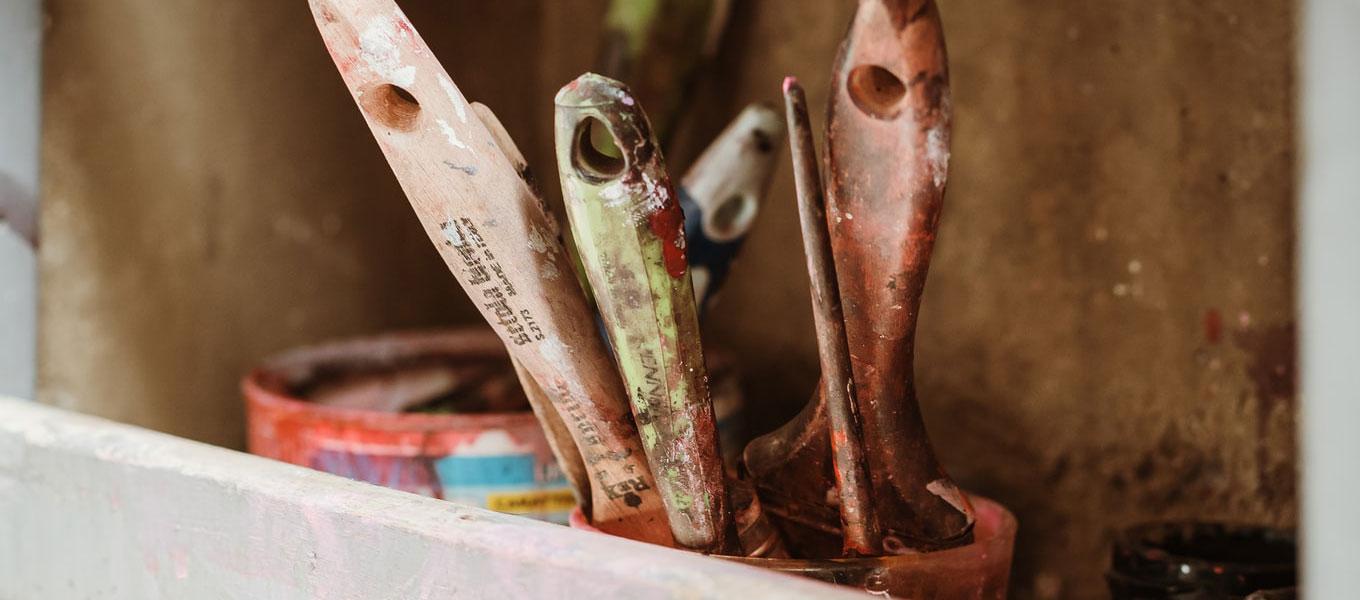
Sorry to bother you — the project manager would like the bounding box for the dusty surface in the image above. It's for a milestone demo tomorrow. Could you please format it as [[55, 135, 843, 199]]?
[[0, 397, 854, 599], [41, 0, 1295, 597]]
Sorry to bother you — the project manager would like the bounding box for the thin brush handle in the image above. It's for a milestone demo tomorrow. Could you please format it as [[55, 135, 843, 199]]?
[[785, 78, 881, 556], [308, 0, 671, 545], [555, 73, 733, 553]]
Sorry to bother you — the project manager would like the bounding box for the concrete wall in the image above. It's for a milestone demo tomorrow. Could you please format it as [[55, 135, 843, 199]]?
[[39, 1, 1297, 597], [0, 0, 41, 399], [0, 397, 853, 599]]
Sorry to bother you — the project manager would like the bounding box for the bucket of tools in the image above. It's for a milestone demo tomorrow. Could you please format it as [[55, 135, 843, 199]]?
[[308, 0, 1016, 594], [568, 494, 1015, 597], [242, 328, 576, 523], [569, 494, 1015, 598], [724, 495, 1016, 598]]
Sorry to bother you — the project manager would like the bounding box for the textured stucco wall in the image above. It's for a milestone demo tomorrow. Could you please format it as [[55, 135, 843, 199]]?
[[40, 1, 1296, 597]]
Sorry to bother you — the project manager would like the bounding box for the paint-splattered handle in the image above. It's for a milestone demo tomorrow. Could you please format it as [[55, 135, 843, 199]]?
[[308, 0, 673, 546], [555, 73, 734, 553], [825, 0, 975, 548]]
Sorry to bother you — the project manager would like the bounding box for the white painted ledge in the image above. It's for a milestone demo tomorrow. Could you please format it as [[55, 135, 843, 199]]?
[[0, 398, 854, 599]]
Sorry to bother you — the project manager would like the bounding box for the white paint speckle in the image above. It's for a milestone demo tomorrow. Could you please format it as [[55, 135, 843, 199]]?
[[925, 479, 974, 524], [438, 75, 468, 124], [528, 225, 563, 279], [600, 181, 629, 208], [359, 17, 416, 87], [527, 227, 550, 254], [541, 260, 561, 281], [635, 173, 669, 221], [925, 125, 950, 189], [1127, 259, 1142, 274], [441, 220, 465, 247], [436, 119, 469, 151], [1113, 283, 1129, 297], [537, 339, 573, 377]]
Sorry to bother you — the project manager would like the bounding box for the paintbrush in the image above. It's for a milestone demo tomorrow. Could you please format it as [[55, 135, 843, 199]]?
[[470, 100, 593, 513], [308, 0, 671, 545], [508, 358, 590, 511], [679, 104, 785, 313], [554, 73, 734, 553], [784, 77, 880, 556], [595, 0, 732, 151], [824, 0, 974, 552], [744, 0, 974, 555]]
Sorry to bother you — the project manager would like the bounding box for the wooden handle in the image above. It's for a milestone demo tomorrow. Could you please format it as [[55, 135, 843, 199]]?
[[555, 73, 733, 552], [471, 101, 592, 513], [508, 358, 590, 513], [825, 0, 974, 548], [308, 0, 671, 545], [786, 78, 880, 556]]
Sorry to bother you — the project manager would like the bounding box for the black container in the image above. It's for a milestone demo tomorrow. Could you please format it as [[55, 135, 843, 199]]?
[[1106, 521, 1296, 599]]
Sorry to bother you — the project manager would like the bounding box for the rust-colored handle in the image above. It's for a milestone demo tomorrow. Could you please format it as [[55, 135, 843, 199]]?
[[824, 0, 974, 549], [786, 77, 881, 556]]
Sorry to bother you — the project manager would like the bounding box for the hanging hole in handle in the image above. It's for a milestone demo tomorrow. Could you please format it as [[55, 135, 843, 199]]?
[[572, 117, 626, 181], [846, 65, 906, 120], [361, 83, 422, 131], [707, 194, 758, 241]]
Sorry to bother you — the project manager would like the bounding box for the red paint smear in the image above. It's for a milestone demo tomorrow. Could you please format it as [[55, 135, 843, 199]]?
[[393, 14, 415, 36], [1203, 308, 1222, 344], [648, 178, 689, 278]]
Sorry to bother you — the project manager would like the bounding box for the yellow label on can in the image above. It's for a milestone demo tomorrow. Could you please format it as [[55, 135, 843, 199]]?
[[486, 489, 577, 514]]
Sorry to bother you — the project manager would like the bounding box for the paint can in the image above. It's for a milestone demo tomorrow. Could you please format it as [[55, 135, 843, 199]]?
[[1105, 521, 1296, 599], [242, 328, 575, 523], [570, 494, 1016, 598]]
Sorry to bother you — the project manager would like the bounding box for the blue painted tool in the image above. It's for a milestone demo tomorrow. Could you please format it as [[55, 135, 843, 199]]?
[[678, 104, 786, 314]]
